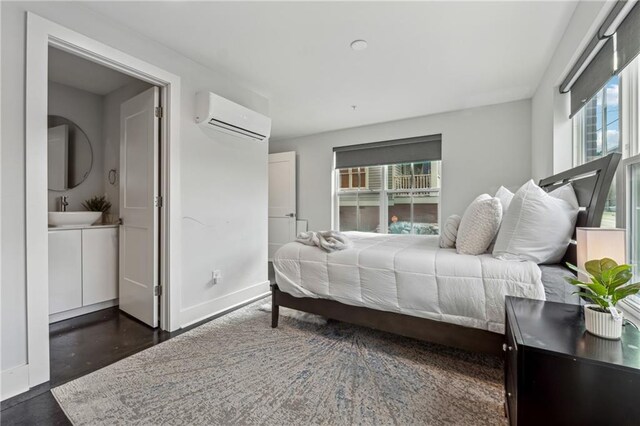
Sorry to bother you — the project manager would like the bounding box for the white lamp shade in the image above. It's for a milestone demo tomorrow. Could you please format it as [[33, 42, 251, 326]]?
[[576, 228, 626, 279]]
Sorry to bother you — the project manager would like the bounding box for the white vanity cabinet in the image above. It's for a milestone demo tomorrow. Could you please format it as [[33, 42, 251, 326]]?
[[48, 226, 119, 321], [48, 229, 83, 314], [82, 228, 119, 305]]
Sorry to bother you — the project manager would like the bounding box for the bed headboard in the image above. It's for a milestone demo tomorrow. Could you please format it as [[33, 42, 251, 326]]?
[[538, 153, 621, 266]]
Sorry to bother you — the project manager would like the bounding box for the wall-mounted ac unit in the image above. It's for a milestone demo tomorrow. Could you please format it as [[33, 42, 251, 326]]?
[[195, 92, 271, 142]]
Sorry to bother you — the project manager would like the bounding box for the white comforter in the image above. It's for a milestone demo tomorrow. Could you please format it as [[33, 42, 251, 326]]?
[[273, 232, 545, 333]]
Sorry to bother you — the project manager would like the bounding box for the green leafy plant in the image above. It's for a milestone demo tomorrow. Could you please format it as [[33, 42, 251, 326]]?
[[82, 195, 112, 213], [566, 258, 640, 312]]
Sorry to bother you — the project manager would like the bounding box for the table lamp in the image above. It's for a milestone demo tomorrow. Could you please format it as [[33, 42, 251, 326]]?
[[576, 227, 626, 281]]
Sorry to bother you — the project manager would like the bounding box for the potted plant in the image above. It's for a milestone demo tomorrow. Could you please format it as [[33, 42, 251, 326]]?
[[566, 258, 640, 339], [82, 195, 112, 224]]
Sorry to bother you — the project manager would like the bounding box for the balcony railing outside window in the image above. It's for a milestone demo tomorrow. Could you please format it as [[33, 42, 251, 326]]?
[[392, 174, 432, 190]]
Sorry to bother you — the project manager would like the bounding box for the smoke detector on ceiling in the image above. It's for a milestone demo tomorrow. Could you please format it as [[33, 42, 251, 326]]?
[[350, 40, 368, 51]]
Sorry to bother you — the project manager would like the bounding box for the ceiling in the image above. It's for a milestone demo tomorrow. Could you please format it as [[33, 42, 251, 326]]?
[[81, 1, 578, 140], [48, 46, 139, 95]]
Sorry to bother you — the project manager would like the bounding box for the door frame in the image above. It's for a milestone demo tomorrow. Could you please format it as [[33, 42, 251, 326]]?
[[25, 12, 182, 388]]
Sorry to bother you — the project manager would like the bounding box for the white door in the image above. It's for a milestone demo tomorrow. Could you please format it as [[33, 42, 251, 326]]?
[[268, 151, 297, 259], [119, 87, 160, 327]]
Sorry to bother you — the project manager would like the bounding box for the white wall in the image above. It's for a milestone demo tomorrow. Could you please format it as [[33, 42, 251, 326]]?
[[102, 80, 153, 219], [270, 100, 532, 231], [531, 1, 610, 180], [1, 1, 269, 395], [47, 82, 104, 212]]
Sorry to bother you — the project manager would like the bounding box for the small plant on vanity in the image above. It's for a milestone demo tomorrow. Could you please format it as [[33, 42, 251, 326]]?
[[566, 258, 640, 339], [82, 195, 112, 224]]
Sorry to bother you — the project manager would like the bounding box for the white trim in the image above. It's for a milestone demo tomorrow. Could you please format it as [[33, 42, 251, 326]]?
[[179, 281, 270, 328], [25, 13, 182, 390], [1, 365, 30, 401], [620, 299, 640, 326], [48, 299, 119, 324]]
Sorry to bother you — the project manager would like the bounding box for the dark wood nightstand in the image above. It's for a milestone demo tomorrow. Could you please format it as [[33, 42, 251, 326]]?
[[504, 296, 640, 426]]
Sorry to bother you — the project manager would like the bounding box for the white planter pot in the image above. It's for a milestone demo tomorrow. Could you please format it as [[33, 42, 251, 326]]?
[[584, 304, 623, 340]]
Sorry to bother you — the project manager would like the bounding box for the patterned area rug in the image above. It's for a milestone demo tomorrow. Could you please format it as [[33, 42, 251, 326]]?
[[52, 300, 506, 425]]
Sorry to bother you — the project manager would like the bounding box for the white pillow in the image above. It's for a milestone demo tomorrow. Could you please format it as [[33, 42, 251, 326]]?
[[492, 180, 579, 264], [439, 214, 461, 248], [456, 194, 503, 255], [487, 186, 516, 253], [495, 186, 514, 214]]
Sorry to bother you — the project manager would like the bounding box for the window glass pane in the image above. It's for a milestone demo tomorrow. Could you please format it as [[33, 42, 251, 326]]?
[[389, 163, 414, 191], [605, 75, 620, 154], [365, 166, 382, 191], [340, 173, 349, 189], [388, 192, 412, 234], [583, 92, 604, 163], [337, 193, 358, 231], [356, 193, 380, 232], [337, 193, 381, 233], [411, 191, 440, 235], [601, 179, 617, 228]]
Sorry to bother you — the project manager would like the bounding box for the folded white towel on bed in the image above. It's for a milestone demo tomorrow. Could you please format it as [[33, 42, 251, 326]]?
[[295, 230, 352, 252]]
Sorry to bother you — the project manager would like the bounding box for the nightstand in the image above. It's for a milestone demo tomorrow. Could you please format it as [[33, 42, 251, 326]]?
[[504, 296, 640, 426]]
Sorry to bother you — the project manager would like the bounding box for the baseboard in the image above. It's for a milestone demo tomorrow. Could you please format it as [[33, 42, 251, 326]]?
[[180, 281, 270, 328], [49, 299, 118, 323], [0, 381, 50, 410], [1, 364, 29, 401]]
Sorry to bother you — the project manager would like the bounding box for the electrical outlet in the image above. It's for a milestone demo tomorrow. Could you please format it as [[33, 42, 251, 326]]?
[[212, 270, 222, 285]]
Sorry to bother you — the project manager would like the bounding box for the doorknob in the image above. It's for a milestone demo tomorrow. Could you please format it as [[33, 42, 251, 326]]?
[[286, 213, 296, 218]]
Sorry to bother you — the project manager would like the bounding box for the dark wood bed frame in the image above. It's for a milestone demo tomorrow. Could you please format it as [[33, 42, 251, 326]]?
[[271, 153, 622, 356]]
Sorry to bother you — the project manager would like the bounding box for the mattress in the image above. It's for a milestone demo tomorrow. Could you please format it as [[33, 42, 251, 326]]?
[[273, 232, 546, 334]]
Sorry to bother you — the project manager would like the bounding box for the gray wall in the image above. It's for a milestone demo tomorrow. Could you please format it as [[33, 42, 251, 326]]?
[[270, 99, 533, 231], [47, 82, 105, 212], [1, 1, 269, 377]]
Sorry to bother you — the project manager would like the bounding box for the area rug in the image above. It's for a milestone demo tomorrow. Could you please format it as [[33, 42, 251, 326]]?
[[52, 300, 506, 425]]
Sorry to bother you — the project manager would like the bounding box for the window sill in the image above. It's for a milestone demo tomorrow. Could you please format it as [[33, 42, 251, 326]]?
[[619, 299, 640, 326]]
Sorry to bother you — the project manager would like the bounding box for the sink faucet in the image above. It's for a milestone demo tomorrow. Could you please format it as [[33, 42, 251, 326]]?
[[60, 196, 69, 212]]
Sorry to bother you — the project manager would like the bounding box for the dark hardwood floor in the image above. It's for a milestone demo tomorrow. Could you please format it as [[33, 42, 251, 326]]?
[[1, 264, 276, 425]]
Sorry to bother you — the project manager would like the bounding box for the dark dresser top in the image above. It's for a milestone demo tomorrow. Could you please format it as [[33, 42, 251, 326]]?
[[506, 296, 640, 373]]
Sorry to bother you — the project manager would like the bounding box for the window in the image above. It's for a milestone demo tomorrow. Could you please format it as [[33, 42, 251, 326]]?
[[573, 75, 621, 228], [573, 58, 640, 307], [335, 161, 441, 235]]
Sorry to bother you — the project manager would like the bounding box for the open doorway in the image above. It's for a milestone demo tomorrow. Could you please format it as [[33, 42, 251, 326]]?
[[46, 46, 164, 384], [25, 14, 182, 390]]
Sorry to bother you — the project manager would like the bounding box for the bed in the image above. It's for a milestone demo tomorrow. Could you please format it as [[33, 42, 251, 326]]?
[[271, 153, 621, 355]]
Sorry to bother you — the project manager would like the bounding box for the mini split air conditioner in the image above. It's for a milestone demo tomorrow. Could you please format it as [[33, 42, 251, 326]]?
[[195, 92, 271, 142]]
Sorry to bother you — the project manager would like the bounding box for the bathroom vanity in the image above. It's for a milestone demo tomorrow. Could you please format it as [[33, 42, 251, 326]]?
[[48, 224, 118, 322]]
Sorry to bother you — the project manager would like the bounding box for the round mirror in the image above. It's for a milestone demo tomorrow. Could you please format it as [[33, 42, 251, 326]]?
[[47, 115, 93, 191]]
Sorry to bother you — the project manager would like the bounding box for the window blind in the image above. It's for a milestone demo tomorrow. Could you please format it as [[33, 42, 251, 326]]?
[[565, 1, 640, 118], [333, 134, 442, 169], [616, 2, 640, 75], [570, 38, 614, 118]]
